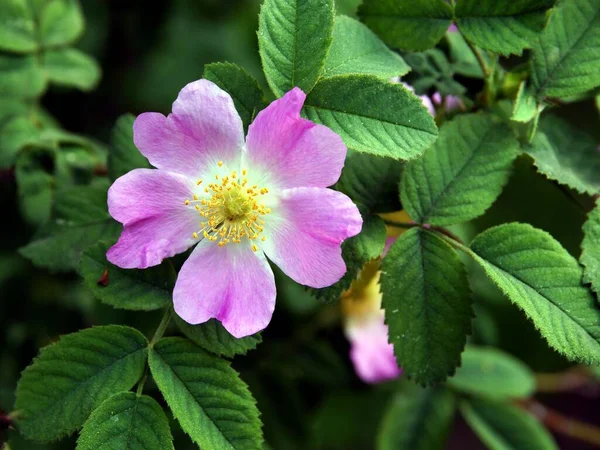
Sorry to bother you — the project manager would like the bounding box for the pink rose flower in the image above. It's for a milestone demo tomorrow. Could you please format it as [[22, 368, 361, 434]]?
[[107, 80, 362, 337]]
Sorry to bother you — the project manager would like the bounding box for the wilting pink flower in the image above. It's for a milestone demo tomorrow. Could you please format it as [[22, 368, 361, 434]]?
[[107, 80, 362, 337], [341, 257, 401, 384]]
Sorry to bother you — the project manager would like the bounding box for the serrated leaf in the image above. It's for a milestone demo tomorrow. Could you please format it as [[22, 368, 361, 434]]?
[[401, 113, 518, 226], [322, 15, 409, 79], [203, 62, 266, 130], [403, 49, 468, 96], [311, 211, 386, 303], [0, 0, 37, 53], [377, 385, 455, 450], [20, 168, 118, 271], [258, 0, 334, 97], [54, 180, 110, 223], [77, 392, 174, 450], [460, 398, 558, 450], [175, 316, 262, 358], [582, 203, 600, 295], [0, 54, 46, 99], [43, 48, 101, 91], [358, 0, 453, 52], [381, 228, 472, 384], [532, 0, 600, 99], [512, 81, 541, 123], [20, 219, 120, 271], [335, 150, 403, 213], [525, 114, 600, 195], [81, 241, 175, 311], [455, 0, 554, 56], [470, 223, 600, 365], [38, 0, 84, 47], [15, 326, 148, 442], [448, 346, 535, 399], [303, 75, 438, 159], [108, 114, 150, 182], [149, 337, 263, 450]]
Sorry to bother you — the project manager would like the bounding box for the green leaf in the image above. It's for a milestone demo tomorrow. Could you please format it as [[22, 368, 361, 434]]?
[[448, 346, 535, 399], [311, 211, 386, 303], [0, 0, 37, 53], [381, 228, 472, 384], [581, 202, 600, 295], [77, 392, 174, 450], [203, 62, 266, 130], [258, 0, 334, 97], [0, 116, 42, 168], [525, 114, 600, 195], [303, 75, 438, 159], [0, 54, 46, 99], [54, 180, 111, 223], [20, 219, 120, 271], [20, 183, 119, 272], [14, 147, 54, 225], [460, 398, 558, 450], [149, 337, 263, 450], [175, 316, 262, 358], [15, 325, 148, 442], [532, 0, 600, 99], [80, 241, 175, 311], [322, 15, 410, 79], [470, 223, 600, 365], [108, 114, 150, 182], [401, 113, 518, 226], [358, 0, 453, 51], [455, 0, 554, 56], [512, 81, 541, 123], [43, 48, 101, 91], [38, 0, 84, 47], [403, 49, 468, 96], [377, 385, 455, 450], [335, 150, 402, 213]]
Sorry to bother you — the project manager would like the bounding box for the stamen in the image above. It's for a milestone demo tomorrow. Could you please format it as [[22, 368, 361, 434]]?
[[190, 163, 271, 250]]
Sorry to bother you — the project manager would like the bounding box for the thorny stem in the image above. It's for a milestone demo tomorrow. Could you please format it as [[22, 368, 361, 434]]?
[[523, 399, 600, 448], [136, 307, 174, 396], [383, 220, 473, 255]]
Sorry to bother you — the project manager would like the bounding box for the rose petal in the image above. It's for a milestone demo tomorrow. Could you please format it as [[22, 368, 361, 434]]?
[[245, 87, 347, 189], [262, 187, 362, 288], [133, 79, 244, 179], [107, 169, 198, 269], [173, 239, 276, 338], [346, 314, 402, 384]]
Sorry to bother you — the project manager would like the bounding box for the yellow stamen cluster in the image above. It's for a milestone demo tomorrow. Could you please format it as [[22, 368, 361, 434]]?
[[184, 163, 270, 251]]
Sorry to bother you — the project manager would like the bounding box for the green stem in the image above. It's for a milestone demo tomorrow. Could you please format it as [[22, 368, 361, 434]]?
[[136, 307, 173, 396], [431, 228, 475, 257], [464, 38, 496, 105], [150, 307, 173, 348]]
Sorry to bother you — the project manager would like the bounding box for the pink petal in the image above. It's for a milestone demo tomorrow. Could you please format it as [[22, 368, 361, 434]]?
[[173, 239, 276, 338], [245, 87, 347, 189], [107, 169, 198, 269], [262, 187, 362, 288], [133, 79, 244, 179], [346, 314, 402, 384]]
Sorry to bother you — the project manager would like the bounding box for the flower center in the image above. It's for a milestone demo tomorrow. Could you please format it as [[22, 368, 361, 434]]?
[[185, 163, 271, 251]]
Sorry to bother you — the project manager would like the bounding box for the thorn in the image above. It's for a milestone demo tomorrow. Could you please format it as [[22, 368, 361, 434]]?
[[97, 268, 109, 287]]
